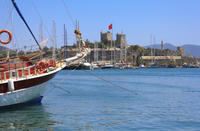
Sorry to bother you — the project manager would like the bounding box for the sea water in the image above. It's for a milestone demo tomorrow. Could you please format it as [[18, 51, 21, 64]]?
[[0, 68, 200, 130]]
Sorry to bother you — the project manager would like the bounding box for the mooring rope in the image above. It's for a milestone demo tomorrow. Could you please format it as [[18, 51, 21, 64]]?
[[83, 70, 137, 94], [45, 67, 137, 97], [44, 63, 82, 97]]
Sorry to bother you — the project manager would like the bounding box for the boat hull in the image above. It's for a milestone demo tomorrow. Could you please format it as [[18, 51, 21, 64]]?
[[0, 84, 46, 107], [0, 69, 58, 107]]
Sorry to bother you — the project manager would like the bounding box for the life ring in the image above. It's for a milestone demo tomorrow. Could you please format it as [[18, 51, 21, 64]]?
[[0, 30, 12, 44]]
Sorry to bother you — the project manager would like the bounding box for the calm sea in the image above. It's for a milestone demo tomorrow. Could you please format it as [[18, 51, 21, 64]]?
[[1, 68, 200, 130]]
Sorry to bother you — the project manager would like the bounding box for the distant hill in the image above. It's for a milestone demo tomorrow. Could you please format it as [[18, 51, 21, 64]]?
[[144, 43, 177, 50], [0, 45, 9, 53], [144, 43, 200, 58], [183, 45, 200, 58]]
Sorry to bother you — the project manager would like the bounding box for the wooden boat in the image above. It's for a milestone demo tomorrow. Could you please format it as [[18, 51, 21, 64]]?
[[0, 46, 88, 107], [0, 0, 89, 107], [0, 59, 66, 107]]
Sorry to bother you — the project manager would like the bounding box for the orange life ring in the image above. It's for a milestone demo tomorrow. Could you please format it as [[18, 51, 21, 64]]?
[[0, 30, 12, 44]]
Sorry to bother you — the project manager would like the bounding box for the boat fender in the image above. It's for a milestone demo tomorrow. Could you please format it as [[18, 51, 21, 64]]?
[[8, 79, 15, 92], [48, 67, 55, 71], [0, 30, 12, 44]]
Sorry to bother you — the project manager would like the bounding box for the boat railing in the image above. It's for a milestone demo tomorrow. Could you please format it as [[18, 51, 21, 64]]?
[[0, 54, 68, 82], [0, 58, 59, 82], [0, 62, 36, 82]]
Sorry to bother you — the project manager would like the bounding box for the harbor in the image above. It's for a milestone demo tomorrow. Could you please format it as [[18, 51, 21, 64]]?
[[1, 68, 200, 130], [0, 0, 200, 130], [62, 31, 200, 69], [62, 43, 200, 69]]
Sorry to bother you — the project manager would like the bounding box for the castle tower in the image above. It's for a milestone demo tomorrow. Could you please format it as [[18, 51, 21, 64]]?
[[116, 33, 127, 63], [100, 31, 112, 44], [177, 46, 185, 57], [161, 40, 164, 50]]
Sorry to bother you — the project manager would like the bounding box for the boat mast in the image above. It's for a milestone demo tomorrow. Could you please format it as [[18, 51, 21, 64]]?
[[94, 42, 98, 62], [11, 0, 42, 50], [39, 21, 43, 43], [76, 20, 81, 53], [102, 43, 104, 62], [153, 36, 156, 63], [150, 34, 153, 63], [114, 39, 116, 63], [52, 20, 56, 59], [64, 24, 68, 58]]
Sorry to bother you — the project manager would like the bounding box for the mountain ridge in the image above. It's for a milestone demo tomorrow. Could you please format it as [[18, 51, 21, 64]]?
[[144, 43, 200, 58]]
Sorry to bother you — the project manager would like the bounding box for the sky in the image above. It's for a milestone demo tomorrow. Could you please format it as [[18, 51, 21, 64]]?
[[0, 0, 200, 50]]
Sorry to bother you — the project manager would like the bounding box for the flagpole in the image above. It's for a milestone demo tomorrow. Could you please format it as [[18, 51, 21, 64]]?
[[112, 25, 116, 64], [111, 25, 113, 63], [108, 24, 113, 63]]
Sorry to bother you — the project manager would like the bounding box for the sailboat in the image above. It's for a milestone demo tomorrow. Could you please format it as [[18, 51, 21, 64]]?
[[0, 0, 89, 107]]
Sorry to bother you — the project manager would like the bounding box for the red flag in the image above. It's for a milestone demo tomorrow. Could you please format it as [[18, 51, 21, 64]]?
[[108, 24, 112, 30]]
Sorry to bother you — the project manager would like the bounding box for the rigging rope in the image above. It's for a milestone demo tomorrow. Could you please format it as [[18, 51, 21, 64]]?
[[11, 0, 42, 50], [60, 0, 76, 28], [2, 5, 14, 29], [31, 0, 52, 40]]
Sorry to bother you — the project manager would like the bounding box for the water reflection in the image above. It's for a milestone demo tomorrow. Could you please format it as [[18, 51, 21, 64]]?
[[0, 104, 58, 130]]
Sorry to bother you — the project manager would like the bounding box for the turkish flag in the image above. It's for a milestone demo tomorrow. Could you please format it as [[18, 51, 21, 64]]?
[[108, 24, 112, 30]]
